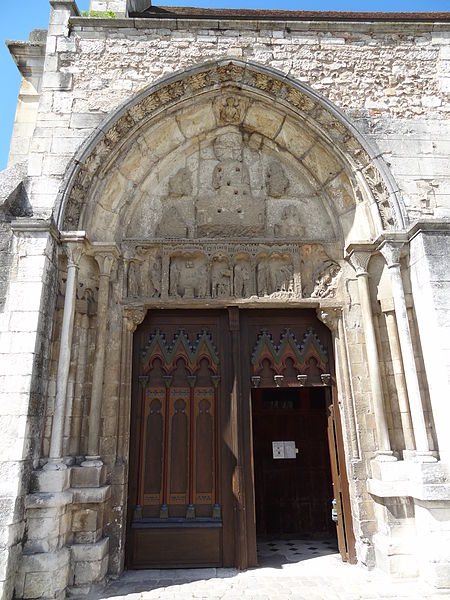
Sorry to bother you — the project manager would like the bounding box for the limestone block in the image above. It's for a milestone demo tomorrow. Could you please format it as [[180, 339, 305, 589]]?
[[177, 104, 216, 139], [142, 119, 185, 159], [43, 73, 73, 92], [72, 508, 100, 533], [73, 529, 102, 545], [244, 102, 284, 139], [30, 469, 70, 494], [274, 118, 315, 157], [73, 554, 108, 586], [71, 537, 109, 562], [71, 486, 111, 504], [17, 548, 70, 599], [71, 465, 106, 488]]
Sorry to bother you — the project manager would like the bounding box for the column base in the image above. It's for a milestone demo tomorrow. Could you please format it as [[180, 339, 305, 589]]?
[[81, 456, 103, 468], [43, 458, 68, 472], [375, 451, 398, 462]]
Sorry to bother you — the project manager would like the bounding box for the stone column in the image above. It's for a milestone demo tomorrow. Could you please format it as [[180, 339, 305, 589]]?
[[380, 299, 415, 452], [70, 313, 90, 458], [83, 252, 116, 466], [317, 307, 360, 460], [46, 242, 83, 470], [348, 250, 394, 460], [379, 241, 435, 460]]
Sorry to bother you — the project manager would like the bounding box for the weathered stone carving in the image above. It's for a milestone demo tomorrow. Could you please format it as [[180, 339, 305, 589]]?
[[127, 261, 140, 298], [301, 244, 341, 298], [216, 96, 247, 125], [126, 252, 162, 299], [122, 241, 302, 302], [257, 256, 294, 297], [363, 164, 397, 229], [266, 162, 289, 198], [62, 62, 397, 233], [274, 205, 304, 238], [157, 206, 188, 238], [169, 256, 209, 299], [234, 259, 253, 298], [311, 262, 341, 298], [196, 131, 265, 237], [211, 258, 232, 298], [141, 256, 162, 298], [168, 167, 193, 198]]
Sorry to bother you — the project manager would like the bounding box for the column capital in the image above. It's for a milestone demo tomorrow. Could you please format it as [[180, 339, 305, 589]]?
[[124, 306, 147, 332], [347, 250, 372, 276], [378, 240, 404, 269], [94, 252, 116, 277], [316, 307, 342, 333], [63, 242, 84, 269]]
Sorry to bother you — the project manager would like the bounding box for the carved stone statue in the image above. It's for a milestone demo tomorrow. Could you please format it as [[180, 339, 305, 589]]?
[[148, 258, 162, 298], [266, 162, 290, 198], [197, 262, 210, 298], [275, 262, 294, 293], [128, 261, 140, 297], [234, 261, 252, 298], [274, 205, 305, 238], [169, 256, 209, 299], [211, 260, 232, 298], [257, 259, 270, 296], [196, 131, 265, 237], [169, 260, 181, 297], [217, 96, 246, 125]]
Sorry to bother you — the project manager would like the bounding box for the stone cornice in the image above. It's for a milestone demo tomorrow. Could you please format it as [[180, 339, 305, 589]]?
[[68, 16, 450, 34]]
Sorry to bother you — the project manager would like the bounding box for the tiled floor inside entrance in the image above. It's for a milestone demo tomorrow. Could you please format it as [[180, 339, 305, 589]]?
[[257, 538, 338, 567], [92, 539, 450, 600]]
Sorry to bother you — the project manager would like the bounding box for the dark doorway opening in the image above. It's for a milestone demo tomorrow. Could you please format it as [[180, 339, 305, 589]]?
[[251, 386, 337, 546]]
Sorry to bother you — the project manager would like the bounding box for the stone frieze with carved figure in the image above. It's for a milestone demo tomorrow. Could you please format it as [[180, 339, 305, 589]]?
[[122, 241, 341, 303]]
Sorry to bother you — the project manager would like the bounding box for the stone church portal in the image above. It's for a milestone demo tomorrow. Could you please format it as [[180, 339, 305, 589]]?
[[1, 4, 450, 600]]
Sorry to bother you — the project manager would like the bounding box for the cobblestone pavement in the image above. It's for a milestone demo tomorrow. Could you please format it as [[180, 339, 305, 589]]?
[[95, 540, 450, 600]]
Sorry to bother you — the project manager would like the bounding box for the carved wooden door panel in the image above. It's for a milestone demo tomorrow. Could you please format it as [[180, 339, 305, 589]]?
[[127, 310, 233, 568]]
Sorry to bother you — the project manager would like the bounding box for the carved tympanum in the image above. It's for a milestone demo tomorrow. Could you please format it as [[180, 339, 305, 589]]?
[[157, 206, 188, 238], [196, 131, 265, 237], [266, 162, 290, 198], [274, 205, 304, 238], [168, 168, 193, 198]]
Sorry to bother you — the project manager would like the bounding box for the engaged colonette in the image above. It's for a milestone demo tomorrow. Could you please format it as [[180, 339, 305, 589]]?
[[1, 2, 449, 600]]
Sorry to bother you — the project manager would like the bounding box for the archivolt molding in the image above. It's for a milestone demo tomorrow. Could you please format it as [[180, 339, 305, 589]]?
[[56, 59, 406, 233]]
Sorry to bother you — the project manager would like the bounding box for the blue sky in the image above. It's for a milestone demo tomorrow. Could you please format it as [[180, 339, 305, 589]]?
[[0, 0, 447, 171]]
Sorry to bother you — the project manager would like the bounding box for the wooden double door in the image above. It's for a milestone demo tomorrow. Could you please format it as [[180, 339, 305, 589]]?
[[126, 309, 355, 569]]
